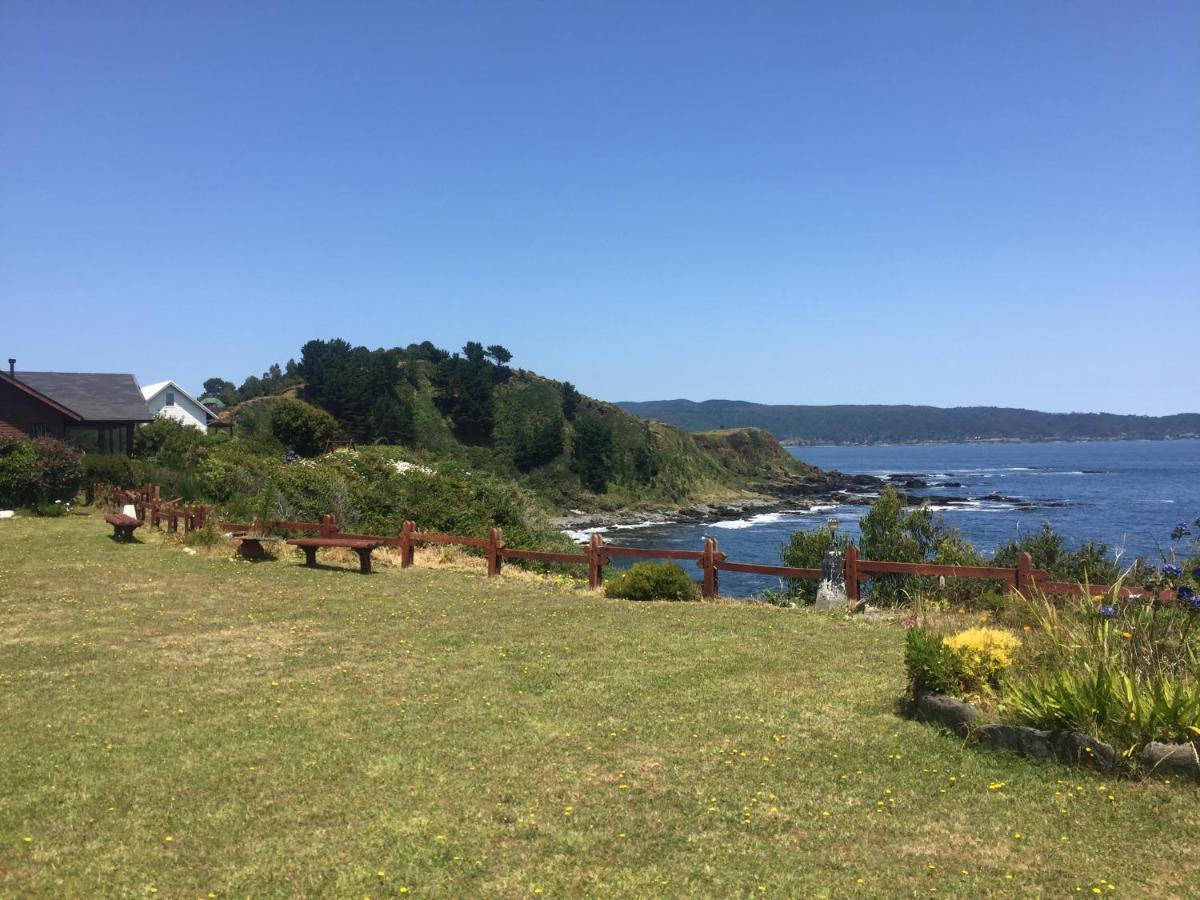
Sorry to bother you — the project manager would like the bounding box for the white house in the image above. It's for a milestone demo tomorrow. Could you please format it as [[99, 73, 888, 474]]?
[[140, 380, 215, 431]]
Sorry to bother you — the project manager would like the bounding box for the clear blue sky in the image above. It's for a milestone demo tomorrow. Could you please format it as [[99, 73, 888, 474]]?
[[2, 2, 1197, 415]]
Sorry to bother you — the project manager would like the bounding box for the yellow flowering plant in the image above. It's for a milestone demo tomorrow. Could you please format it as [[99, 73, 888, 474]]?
[[943, 627, 1021, 687]]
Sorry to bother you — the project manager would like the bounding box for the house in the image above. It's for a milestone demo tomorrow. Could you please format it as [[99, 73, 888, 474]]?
[[141, 380, 216, 431], [0, 359, 152, 454]]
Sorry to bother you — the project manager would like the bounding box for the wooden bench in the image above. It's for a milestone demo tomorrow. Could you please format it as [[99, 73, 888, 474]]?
[[228, 533, 282, 560], [286, 537, 384, 574], [104, 513, 141, 542]]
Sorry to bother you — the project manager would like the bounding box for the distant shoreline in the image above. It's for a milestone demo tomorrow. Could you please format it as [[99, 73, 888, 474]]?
[[782, 435, 1200, 449]]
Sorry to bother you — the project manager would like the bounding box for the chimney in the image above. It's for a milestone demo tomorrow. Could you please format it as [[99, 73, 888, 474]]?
[[6, 359, 13, 378]]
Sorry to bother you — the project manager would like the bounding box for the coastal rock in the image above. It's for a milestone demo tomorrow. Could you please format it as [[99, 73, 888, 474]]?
[[886, 474, 928, 488]]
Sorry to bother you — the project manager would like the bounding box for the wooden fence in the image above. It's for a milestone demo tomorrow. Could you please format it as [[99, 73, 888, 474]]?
[[92, 482, 1151, 601]]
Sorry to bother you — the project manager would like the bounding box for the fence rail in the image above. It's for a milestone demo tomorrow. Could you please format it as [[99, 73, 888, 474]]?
[[91, 481, 1141, 601]]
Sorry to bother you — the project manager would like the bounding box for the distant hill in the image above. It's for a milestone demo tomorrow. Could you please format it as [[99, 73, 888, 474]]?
[[615, 400, 1200, 445], [212, 339, 827, 512]]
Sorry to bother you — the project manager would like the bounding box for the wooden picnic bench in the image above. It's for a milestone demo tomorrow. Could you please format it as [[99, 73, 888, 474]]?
[[286, 537, 384, 574], [104, 513, 141, 542], [228, 533, 282, 560]]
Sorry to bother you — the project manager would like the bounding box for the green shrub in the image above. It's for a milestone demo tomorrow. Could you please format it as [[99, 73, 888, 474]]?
[[993, 522, 1121, 585], [133, 417, 211, 467], [183, 523, 226, 549], [604, 562, 699, 602], [859, 486, 945, 605], [84, 453, 138, 490], [0, 435, 84, 507], [269, 399, 338, 457], [31, 500, 68, 517], [0, 436, 42, 507], [904, 627, 965, 695], [781, 522, 849, 603], [32, 437, 85, 502]]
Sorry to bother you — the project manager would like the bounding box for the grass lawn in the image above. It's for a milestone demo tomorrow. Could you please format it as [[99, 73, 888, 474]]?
[[1, 515, 1197, 898]]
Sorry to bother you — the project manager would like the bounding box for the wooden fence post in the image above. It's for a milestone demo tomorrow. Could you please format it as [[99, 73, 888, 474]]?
[[487, 527, 504, 577], [701, 537, 720, 599], [1016, 551, 1033, 595], [320, 514, 338, 537], [845, 545, 860, 602], [587, 533, 606, 589], [399, 520, 416, 568]]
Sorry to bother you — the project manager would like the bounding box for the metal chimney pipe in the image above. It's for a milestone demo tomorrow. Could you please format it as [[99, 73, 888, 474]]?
[[7, 359, 13, 377]]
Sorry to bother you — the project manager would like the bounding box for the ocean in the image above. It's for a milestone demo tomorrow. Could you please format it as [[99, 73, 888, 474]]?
[[576, 439, 1200, 598]]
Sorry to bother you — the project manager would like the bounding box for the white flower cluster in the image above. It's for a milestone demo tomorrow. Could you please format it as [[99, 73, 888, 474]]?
[[392, 460, 434, 476]]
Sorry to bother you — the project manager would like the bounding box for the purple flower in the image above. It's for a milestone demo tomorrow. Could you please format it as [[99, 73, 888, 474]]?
[[1099, 605, 1117, 619], [1193, 566, 1200, 581], [1163, 564, 1182, 578], [1179, 586, 1196, 602]]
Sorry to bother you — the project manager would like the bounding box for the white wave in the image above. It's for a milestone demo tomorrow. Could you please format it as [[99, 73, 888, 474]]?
[[612, 520, 672, 530], [926, 501, 1016, 513], [710, 511, 792, 529], [562, 526, 607, 543]]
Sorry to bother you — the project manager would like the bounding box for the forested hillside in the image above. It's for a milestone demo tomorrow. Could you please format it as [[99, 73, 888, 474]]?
[[616, 400, 1200, 445], [204, 340, 816, 511]]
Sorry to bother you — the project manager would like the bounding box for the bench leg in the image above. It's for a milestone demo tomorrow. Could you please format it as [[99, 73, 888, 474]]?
[[238, 540, 265, 561], [356, 548, 372, 574], [302, 547, 318, 567]]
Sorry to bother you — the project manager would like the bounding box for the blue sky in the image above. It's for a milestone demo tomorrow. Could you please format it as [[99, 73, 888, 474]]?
[[2, 2, 1197, 415]]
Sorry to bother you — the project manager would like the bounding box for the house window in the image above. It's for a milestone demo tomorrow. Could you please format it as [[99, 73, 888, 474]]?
[[31, 423, 49, 437], [165, 391, 175, 406], [66, 425, 129, 455]]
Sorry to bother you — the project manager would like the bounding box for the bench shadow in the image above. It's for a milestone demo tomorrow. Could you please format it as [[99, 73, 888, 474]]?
[[292, 561, 372, 575], [107, 535, 144, 544]]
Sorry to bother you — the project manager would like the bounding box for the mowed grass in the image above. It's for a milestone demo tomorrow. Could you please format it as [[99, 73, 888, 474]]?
[[1, 517, 1197, 898]]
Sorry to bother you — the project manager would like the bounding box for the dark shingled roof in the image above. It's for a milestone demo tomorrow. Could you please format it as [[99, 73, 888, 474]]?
[[14, 372, 153, 422]]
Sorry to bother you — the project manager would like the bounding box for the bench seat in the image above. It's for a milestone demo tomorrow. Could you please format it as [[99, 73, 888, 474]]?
[[104, 514, 141, 542], [286, 537, 384, 574]]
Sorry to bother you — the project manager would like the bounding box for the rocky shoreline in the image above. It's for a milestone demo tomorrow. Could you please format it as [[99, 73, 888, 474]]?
[[550, 471, 885, 531], [550, 469, 1065, 532]]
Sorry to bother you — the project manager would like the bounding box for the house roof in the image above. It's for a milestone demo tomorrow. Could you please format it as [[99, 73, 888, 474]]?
[[0, 372, 84, 421], [13, 372, 153, 422], [141, 379, 215, 422]]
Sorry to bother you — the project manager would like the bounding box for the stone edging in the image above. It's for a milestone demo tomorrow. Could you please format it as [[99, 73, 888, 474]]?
[[913, 690, 1200, 780]]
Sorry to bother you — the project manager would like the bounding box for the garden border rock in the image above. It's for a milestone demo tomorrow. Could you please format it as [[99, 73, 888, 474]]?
[[912, 689, 1199, 780]]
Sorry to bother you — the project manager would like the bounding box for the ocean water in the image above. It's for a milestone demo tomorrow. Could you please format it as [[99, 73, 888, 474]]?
[[576, 439, 1200, 598]]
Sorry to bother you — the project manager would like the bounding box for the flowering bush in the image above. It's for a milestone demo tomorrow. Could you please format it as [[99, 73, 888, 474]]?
[[943, 627, 1021, 685], [905, 625, 1019, 696], [908, 519, 1200, 760], [1012, 520, 1198, 751]]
